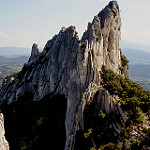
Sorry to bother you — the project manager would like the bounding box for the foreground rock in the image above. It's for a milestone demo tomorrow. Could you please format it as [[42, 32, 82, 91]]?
[[0, 113, 9, 150]]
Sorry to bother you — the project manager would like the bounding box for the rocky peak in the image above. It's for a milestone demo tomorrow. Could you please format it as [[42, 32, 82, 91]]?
[[109, 1, 119, 9], [29, 43, 41, 62], [98, 1, 120, 27], [0, 1, 126, 150], [81, 0, 121, 75]]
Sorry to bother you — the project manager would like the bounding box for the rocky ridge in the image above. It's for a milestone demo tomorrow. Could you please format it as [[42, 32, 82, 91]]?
[[0, 1, 127, 150]]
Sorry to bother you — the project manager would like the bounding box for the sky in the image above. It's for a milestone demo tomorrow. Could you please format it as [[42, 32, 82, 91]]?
[[0, 0, 150, 52]]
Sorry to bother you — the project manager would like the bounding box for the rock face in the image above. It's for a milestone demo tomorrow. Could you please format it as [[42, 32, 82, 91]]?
[[0, 1, 125, 150], [0, 113, 9, 150]]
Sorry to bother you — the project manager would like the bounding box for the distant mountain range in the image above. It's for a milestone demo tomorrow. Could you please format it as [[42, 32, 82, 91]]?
[[129, 64, 150, 80], [0, 47, 31, 57], [122, 49, 150, 65], [1, 47, 149, 64], [122, 49, 150, 91], [0, 55, 28, 65]]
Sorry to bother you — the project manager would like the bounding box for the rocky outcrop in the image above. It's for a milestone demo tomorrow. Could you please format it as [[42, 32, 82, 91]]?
[[0, 1, 126, 150], [0, 113, 9, 150], [29, 43, 41, 62], [81, 0, 121, 74]]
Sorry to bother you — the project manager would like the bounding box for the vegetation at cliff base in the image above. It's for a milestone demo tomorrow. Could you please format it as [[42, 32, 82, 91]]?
[[79, 65, 150, 150], [0, 56, 28, 88], [2, 94, 67, 150], [101, 65, 150, 121], [5, 71, 20, 80], [121, 54, 129, 68], [0, 65, 21, 87], [120, 53, 129, 74], [100, 65, 150, 149]]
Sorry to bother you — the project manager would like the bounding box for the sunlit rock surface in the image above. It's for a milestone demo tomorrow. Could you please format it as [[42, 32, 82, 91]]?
[[0, 113, 9, 150]]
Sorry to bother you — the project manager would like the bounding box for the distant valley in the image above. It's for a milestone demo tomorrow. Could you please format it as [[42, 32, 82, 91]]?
[[123, 49, 150, 91], [0, 47, 31, 57], [0, 55, 28, 87], [0, 47, 30, 87], [0, 55, 28, 65]]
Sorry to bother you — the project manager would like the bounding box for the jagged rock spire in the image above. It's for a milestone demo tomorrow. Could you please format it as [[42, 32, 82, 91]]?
[[29, 43, 41, 62]]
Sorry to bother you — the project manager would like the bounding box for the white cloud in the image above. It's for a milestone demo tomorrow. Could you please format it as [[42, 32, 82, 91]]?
[[0, 30, 27, 41], [0, 31, 13, 40], [0, 30, 28, 47]]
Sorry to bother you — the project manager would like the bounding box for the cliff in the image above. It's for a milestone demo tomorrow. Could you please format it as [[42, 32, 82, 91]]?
[[0, 1, 138, 150]]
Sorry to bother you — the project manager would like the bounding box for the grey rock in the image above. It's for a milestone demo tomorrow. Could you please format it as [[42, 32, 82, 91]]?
[[0, 1, 126, 150], [0, 113, 9, 150], [29, 43, 41, 62]]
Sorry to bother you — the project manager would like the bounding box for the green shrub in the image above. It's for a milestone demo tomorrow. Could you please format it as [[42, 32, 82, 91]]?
[[98, 110, 106, 119], [130, 139, 141, 149], [133, 107, 145, 123], [148, 110, 150, 119], [121, 125, 133, 139], [90, 147, 96, 150], [121, 54, 129, 67], [99, 142, 115, 150], [84, 128, 93, 139], [101, 65, 149, 122], [119, 53, 129, 74], [5, 71, 20, 80]]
